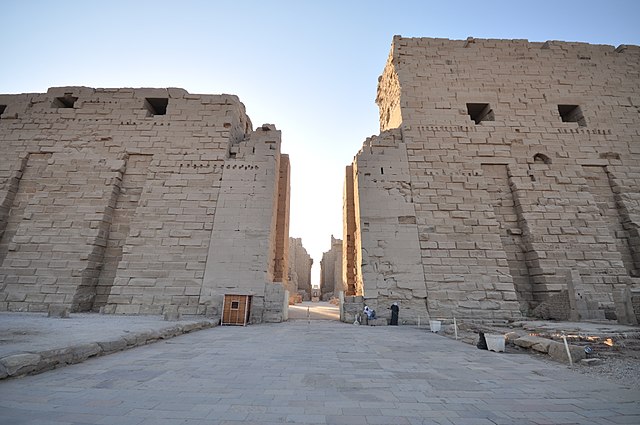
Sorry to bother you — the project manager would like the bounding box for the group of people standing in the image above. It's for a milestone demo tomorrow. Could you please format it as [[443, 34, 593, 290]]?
[[362, 302, 400, 325]]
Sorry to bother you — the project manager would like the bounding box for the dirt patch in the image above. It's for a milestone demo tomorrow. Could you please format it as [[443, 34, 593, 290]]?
[[437, 319, 640, 390]]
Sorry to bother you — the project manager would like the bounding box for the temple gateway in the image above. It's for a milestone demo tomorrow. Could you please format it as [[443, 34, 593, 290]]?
[[342, 37, 640, 325]]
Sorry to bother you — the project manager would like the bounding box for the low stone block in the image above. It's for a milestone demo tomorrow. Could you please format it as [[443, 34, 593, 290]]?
[[0, 353, 42, 376], [531, 339, 553, 353], [48, 305, 70, 318], [97, 338, 127, 353], [38, 347, 76, 370], [136, 330, 161, 345], [514, 335, 548, 349], [182, 322, 201, 332], [159, 326, 182, 339], [504, 332, 520, 342], [70, 343, 102, 362], [547, 340, 587, 364]]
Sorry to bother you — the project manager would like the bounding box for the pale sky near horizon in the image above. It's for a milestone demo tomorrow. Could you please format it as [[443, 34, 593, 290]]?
[[2, 0, 639, 285]]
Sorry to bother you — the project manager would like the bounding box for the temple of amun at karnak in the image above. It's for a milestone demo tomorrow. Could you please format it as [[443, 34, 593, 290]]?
[[0, 87, 295, 323], [2, 36, 640, 325], [343, 36, 640, 325]]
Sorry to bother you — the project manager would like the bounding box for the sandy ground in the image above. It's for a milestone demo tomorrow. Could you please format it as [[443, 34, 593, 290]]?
[[288, 301, 340, 321]]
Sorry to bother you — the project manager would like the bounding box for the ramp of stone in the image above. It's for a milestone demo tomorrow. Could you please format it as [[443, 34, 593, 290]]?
[[0, 312, 215, 380]]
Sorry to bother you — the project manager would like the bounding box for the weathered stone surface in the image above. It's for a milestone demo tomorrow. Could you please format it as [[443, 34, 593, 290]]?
[[47, 305, 70, 318], [368, 318, 388, 326], [531, 340, 554, 354], [181, 322, 200, 333], [504, 332, 520, 342], [163, 311, 182, 321], [135, 330, 160, 345], [0, 87, 290, 324], [121, 333, 140, 347], [159, 326, 182, 339], [0, 353, 41, 376], [514, 335, 554, 353], [97, 338, 127, 353], [344, 37, 640, 324], [547, 340, 587, 363], [70, 343, 102, 362], [343, 296, 365, 323], [37, 347, 77, 370]]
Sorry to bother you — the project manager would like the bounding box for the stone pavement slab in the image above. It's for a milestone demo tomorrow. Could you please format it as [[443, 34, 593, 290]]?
[[0, 320, 639, 425]]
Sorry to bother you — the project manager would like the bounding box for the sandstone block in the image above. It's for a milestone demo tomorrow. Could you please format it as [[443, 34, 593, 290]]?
[[136, 330, 161, 345], [514, 335, 548, 349], [547, 341, 587, 363], [97, 338, 127, 354], [0, 353, 42, 376], [47, 305, 70, 318], [70, 343, 102, 362], [159, 325, 182, 339]]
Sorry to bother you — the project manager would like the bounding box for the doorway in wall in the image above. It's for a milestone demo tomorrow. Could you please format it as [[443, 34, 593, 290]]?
[[222, 294, 252, 326]]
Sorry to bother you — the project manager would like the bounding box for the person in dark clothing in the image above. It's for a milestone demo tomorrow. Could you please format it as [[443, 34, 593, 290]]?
[[389, 302, 399, 325]]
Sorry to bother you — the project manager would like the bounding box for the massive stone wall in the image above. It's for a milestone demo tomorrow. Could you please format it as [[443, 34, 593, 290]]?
[[319, 236, 343, 300], [288, 237, 313, 301], [0, 87, 290, 323], [345, 37, 640, 324]]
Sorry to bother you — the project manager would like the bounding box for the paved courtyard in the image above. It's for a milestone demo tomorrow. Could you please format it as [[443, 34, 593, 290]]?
[[288, 302, 340, 321], [1, 317, 639, 425]]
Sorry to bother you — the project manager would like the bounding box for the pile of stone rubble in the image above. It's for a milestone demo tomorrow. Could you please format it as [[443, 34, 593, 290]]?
[[436, 319, 640, 390]]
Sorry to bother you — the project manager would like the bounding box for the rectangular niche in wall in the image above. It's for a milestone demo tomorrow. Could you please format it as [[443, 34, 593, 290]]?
[[51, 94, 77, 108], [144, 98, 168, 116], [466, 103, 495, 124], [558, 104, 586, 126]]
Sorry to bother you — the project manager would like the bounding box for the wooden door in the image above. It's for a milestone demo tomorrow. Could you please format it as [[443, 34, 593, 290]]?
[[222, 294, 251, 325]]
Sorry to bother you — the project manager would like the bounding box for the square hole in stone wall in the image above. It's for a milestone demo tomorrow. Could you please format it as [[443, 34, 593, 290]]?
[[51, 94, 77, 108], [145, 98, 168, 116], [558, 104, 586, 126], [0, 104, 6, 118], [466, 103, 495, 124]]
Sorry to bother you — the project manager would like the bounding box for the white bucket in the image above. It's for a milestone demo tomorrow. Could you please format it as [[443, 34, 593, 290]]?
[[429, 320, 441, 332], [485, 334, 505, 352]]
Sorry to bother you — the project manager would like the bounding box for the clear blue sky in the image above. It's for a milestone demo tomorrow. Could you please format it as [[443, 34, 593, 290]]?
[[2, 1, 639, 285]]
